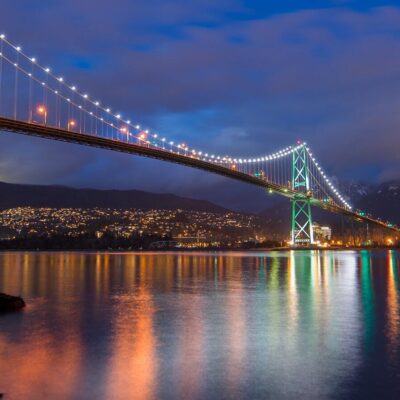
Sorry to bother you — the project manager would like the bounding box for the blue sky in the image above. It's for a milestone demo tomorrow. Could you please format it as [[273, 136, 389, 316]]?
[[0, 0, 399, 211]]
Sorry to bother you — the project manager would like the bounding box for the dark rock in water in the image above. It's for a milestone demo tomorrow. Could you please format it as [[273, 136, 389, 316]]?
[[0, 293, 26, 312]]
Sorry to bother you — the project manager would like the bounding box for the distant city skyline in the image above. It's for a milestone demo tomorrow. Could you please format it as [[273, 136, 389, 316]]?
[[0, 0, 399, 212]]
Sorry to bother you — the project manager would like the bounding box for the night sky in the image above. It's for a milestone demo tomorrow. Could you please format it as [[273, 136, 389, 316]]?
[[0, 1, 399, 211]]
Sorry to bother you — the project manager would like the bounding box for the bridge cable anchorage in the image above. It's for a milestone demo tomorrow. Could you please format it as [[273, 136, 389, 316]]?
[[0, 33, 398, 240]]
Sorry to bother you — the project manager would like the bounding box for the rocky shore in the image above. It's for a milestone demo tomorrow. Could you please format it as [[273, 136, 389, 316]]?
[[0, 293, 25, 312]]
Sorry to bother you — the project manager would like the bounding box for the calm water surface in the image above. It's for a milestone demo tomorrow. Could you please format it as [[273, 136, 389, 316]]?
[[0, 250, 399, 399]]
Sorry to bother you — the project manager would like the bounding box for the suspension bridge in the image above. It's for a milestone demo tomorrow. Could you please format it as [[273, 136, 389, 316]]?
[[0, 34, 398, 245]]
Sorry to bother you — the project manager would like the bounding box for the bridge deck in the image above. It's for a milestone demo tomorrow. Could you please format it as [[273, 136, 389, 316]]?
[[0, 116, 398, 234]]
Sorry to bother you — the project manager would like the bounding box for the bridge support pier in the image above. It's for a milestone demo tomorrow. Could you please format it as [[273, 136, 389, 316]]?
[[291, 143, 314, 246], [291, 198, 314, 246]]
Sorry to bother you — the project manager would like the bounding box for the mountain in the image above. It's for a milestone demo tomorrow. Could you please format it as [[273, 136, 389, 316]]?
[[0, 181, 230, 213], [356, 182, 400, 224], [336, 180, 400, 224], [0, 180, 398, 225]]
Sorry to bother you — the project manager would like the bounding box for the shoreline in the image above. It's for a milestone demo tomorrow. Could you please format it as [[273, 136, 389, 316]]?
[[0, 246, 398, 253]]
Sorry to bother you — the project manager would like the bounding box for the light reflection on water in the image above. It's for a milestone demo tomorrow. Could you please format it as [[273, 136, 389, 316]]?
[[0, 250, 399, 399]]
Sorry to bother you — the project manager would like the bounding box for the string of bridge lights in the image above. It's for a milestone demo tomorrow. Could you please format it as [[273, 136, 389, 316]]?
[[242, 141, 352, 210], [0, 32, 351, 209], [0, 34, 297, 166], [304, 145, 352, 210], [0, 34, 209, 158], [229, 145, 296, 164], [0, 34, 185, 150]]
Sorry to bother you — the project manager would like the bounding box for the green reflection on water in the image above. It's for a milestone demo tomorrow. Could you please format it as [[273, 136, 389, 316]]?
[[361, 250, 375, 352]]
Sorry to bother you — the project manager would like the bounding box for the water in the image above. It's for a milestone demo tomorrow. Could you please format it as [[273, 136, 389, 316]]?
[[0, 250, 399, 400]]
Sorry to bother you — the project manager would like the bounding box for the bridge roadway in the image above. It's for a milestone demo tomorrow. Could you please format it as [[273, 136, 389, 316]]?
[[0, 116, 398, 234]]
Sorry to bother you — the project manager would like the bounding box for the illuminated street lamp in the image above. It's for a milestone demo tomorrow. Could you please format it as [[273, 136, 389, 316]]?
[[67, 119, 76, 131], [120, 126, 130, 142], [36, 105, 47, 125]]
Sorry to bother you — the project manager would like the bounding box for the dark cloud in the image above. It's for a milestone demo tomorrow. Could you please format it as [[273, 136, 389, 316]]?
[[0, 1, 399, 211]]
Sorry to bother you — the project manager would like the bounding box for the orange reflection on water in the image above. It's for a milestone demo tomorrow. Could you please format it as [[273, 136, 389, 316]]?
[[0, 315, 83, 399], [105, 263, 158, 400]]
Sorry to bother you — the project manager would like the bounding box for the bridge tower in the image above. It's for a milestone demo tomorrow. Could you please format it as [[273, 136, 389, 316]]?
[[291, 143, 314, 246]]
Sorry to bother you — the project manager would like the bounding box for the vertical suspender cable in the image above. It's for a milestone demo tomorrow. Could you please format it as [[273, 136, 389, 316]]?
[[58, 80, 62, 127], [29, 62, 33, 122], [14, 50, 19, 119], [44, 69, 48, 119]]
